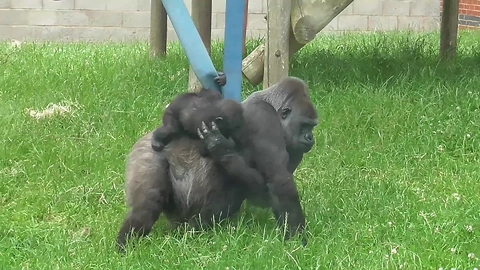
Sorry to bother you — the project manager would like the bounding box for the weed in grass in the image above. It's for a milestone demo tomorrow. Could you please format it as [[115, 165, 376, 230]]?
[[1, 30, 480, 269]]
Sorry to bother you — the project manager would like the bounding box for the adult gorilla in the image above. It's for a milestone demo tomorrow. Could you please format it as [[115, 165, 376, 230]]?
[[117, 77, 318, 251]]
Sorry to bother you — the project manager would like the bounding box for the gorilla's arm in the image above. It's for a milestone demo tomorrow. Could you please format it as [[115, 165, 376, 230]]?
[[253, 139, 306, 241], [197, 122, 266, 190], [200, 100, 307, 242], [286, 151, 304, 174]]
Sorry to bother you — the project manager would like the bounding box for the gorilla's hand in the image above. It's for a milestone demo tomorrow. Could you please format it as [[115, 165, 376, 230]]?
[[214, 72, 227, 87], [198, 121, 268, 192], [197, 121, 235, 159]]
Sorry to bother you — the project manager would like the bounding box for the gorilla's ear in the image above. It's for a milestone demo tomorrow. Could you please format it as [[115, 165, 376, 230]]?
[[280, 107, 291, 119]]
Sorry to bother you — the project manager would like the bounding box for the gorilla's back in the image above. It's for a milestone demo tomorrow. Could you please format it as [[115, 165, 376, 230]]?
[[125, 132, 168, 207], [164, 137, 217, 208], [164, 137, 245, 222]]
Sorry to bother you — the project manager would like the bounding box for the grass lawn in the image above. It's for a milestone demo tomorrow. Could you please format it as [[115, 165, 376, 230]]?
[[1, 30, 480, 269]]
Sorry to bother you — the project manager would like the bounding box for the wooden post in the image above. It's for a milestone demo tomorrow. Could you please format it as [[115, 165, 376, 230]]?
[[243, 0, 249, 55], [150, 0, 167, 57], [188, 0, 213, 92], [263, 0, 292, 88], [243, 0, 353, 86], [242, 43, 265, 86], [291, 0, 343, 44], [440, 0, 459, 61]]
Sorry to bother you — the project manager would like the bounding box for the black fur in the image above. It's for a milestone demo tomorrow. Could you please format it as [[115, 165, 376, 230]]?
[[151, 90, 244, 155], [151, 71, 236, 155], [117, 77, 318, 252]]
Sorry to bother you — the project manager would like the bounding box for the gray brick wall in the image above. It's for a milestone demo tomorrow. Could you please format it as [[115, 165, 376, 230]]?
[[0, 0, 441, 42]]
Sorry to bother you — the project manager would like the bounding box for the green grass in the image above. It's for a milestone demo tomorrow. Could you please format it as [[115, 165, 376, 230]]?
[[1, 30, 480, 269]]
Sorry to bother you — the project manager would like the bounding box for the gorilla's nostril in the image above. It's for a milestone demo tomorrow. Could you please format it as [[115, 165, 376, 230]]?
[[305, 132, 313, 141]]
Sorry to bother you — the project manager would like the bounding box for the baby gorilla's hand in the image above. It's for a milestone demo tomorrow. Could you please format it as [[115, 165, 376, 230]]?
[[197, 121, 235, 158], [214, 72, 227, 87]]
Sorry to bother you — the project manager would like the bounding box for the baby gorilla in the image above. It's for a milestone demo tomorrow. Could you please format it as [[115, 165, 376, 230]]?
[[151, 88, 245, 157]]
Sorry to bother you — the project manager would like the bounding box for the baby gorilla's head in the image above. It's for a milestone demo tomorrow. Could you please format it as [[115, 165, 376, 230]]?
[[214, 99, 245, 141]]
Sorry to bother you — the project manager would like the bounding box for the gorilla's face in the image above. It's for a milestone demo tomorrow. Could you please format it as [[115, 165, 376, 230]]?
[[280, 98, 318, 153]]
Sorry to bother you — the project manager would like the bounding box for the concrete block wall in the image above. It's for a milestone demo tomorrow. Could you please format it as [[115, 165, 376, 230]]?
[[329, 0, 441, 32], [0, 0, 441, 42]]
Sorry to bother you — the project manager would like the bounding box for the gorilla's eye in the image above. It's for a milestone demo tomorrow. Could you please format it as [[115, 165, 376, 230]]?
[[215, 116, 224, 122], [281, 107, 291, 119]]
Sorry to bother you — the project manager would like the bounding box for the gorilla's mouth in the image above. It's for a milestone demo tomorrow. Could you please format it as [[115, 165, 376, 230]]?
[[300, 141, 314, 152]]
